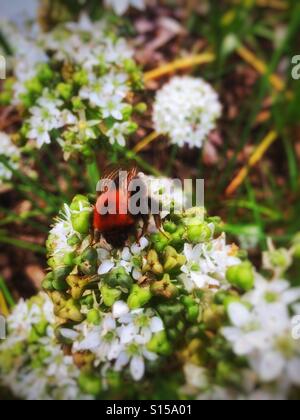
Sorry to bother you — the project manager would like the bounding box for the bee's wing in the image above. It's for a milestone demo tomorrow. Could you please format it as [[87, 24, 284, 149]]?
[[100, 164, 138, 195]]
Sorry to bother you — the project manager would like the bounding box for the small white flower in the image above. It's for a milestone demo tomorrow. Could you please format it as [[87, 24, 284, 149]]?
[[153, 76, 222, 148], [180, 234, 240, 292], [0, 132, 20, 182]]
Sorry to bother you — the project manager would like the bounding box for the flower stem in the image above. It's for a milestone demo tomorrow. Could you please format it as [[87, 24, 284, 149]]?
[[144, 53, 215, 82]]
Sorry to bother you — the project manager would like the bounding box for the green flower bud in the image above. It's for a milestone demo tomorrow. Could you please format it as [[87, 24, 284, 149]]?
[[151, 274, 178, 299], [103, 267, 133, 292], [127, 285, 152, 309], [101, 284, 122, 307], [87, 309, 102, 325], [134, 102, 147, 114], [78, 373, 102, 397], [143, 250, 163, 275], [52, 266, 72, 291], [78, 247, 98, 276], [67, 234, 81, 247], [121, 104, 133, 120], [187, 223, 211, 244], [163, 246, 186, 274], [36, 63, 53, 83], [42, 273, 55, 291], [80, 294, 94, 309], [58, 299, 84, 323], [147, 331, 171, 356], [163, 221, 177, 234], [72, 96, 84, 110], [73, 70, 89, 86], [66, 275, 92, 300], [182, 296, 200, 323], [25, 78, 43, 95], [169, 226, 185, 251], [34, 320, 48, 336], [226, 262, 254, 292], [124, 59, 137, 73], [151, 232, 169, 253], [71, 211, 91, 235], [56, 82, 73, 100], [70, 195, 90, 210], [63, 252, 76, 267]]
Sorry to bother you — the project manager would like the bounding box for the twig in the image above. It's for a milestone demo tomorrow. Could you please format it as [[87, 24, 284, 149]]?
[[237, 46, 285, 92], [144, 53, 215, 82], [225, 130, 278, 196], [133, 131, 161, 154]]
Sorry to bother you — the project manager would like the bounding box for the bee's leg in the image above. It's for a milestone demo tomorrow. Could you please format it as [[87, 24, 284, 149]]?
[[91, 229, 101, 245]]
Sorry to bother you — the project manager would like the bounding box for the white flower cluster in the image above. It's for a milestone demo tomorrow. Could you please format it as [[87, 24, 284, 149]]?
[[73, 302, 164, 381], [0, 131, 20, 182], [0, 294, 90, 400], [153, 76, 222, 148], [104, 0, 146, 15], [180, 234, 241, 292], [223, 276, 300, 389], [4, 15, 141, 156]]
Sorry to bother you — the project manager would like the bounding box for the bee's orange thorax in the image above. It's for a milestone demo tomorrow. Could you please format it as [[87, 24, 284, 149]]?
[[94, 190, 135, 232]]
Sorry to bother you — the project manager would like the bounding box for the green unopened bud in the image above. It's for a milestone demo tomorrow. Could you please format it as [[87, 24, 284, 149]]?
[[122, 104, 133, 120], [67, 234, 81, 247], [72, 96, 84, 110], [226, 262, 254, 292], [164, 246, 186, 274], [182, 296, 200, 323], [169, 226, 185, 251], [151, 233, 170, 253], [78, 373, 102, 397], [103, 267, 133, 292], [58, 299, 84, 323], [66, 275, 92, 300], [73, 69, 89, 86], [127, 285, 152, 309], [87, 309, 102, 325], [78, 247, 98, 276], [134, 102, 147, 114], [71, 211, 91, 235], [56, 82, 73, 100], [143, 250, 163, 275], [42, 273, 54, 291], [147, 331, 171, 356], [37, 63, 53, 83], [25, 78, 43, 95], [151, 274, 178, 299], [63, 252, 76, 267], [187, 223, 211, 244], [52, 266, 72, 291], [101, 284, 122, 307], [163, 221, 177, 234]]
